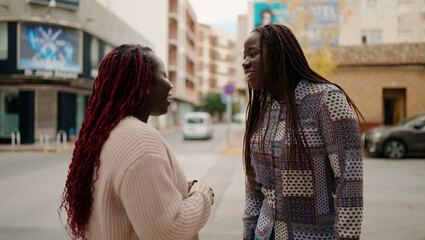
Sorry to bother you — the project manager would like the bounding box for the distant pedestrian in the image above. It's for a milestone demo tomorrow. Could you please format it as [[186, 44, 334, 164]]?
[[241, 24, 364, 240], [59, 44, 214, 240]]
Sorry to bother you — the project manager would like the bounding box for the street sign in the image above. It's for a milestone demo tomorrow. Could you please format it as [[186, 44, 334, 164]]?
[[224, 83, 235, 95]]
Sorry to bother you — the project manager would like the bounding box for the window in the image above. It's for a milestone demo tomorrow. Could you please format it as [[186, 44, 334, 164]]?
[[0, 22, 8, 60], [361, 30, 382, 45], [188, 118, 203, 124], [0, 91, 19, 137]]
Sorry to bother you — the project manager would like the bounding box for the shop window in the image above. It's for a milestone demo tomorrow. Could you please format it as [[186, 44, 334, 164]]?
[[0, 22, 8, 60], [0, 91, 19, 137]]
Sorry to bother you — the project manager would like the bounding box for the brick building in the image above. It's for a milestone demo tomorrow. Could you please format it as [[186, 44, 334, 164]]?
[[329, 43, 425, 129]]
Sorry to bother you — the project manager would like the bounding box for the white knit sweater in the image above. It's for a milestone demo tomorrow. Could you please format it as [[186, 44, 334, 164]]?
[[87, 116, 212, 240]]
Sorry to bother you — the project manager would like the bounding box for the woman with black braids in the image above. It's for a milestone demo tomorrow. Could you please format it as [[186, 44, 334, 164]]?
[[59, 44, 214, 240], [241, 24, 364, 240]]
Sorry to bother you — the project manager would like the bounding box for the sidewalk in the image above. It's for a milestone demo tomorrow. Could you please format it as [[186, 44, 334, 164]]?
[[0, 142, 74, 152], [221, 123, 244, 155], [0, 124, 245, 153]]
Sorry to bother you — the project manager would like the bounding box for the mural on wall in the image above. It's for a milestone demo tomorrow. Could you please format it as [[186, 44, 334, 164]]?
[[254, 1, 340, 46], [19, 24, 81, 73]]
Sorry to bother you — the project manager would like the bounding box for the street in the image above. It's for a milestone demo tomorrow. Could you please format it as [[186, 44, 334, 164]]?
[[0, 123, 424, 240]]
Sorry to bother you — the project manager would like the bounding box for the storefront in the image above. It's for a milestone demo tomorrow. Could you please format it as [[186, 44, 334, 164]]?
[[0, 21, 111, 144]]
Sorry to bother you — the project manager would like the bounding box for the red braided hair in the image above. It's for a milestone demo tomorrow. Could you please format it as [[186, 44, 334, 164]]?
[[59, 44, 156, 239]]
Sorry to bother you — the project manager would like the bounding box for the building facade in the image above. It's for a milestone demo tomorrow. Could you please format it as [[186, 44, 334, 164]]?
[[0, 0, 150, 144], [238, 0, 425, 129], [198, 24, 237, 93], [329, 43, 425, 129], [96, 0, 201, 126], [340, 0, 425, 45], [198, 24, 241, 121]]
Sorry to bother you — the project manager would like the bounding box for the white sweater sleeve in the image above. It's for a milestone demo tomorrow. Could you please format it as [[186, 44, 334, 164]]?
[[119, 152, 212, 240]]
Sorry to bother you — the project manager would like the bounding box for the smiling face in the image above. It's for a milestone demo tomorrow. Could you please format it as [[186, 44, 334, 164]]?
[[242, 31, 267, 90]]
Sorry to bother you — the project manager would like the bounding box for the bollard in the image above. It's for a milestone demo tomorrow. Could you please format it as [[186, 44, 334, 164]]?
[[56, 130, 67, 152], [16, 132, 21, 145], [11, 132, 15, 147], [45, 134, 49, 147], [11, 130, 21, 147]]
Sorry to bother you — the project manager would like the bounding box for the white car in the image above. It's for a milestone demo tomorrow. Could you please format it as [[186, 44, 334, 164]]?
[[182, 112, 213, 140]]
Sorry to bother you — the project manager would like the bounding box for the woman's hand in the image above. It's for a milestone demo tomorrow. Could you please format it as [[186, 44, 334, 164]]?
[[188, 180, 214, 205]]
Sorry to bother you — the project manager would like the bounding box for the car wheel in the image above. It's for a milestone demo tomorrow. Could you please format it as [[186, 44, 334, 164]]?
[[383, 140, 406, 159]]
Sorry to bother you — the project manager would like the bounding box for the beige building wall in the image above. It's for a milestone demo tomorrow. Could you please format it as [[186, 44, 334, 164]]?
[[211, 28, 237, 90], [198, 24, 213, 95], [340, 0, 425, 45], [328, 66, 425, 125], [96, 0, 201, 127], [95, 0, 168, 63], [236, 14, 249, 91], [198, 25, 237, 92]]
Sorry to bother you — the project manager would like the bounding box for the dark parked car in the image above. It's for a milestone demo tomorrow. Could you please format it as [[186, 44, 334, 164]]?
[[363, 113, 425, 159]]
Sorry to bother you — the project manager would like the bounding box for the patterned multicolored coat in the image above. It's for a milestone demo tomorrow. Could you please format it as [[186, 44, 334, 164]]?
[[243, 80, 363, 240]]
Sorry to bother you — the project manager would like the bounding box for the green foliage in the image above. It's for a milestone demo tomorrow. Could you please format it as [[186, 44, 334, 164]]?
[[202, 93, 225, 114], [305, 48, 337, 77], [232, 102, 240, 114]]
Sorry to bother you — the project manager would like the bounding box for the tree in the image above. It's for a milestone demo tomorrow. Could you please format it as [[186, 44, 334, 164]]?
[[202, 93, 240, 122], [264, 0, 349, 76], [202, 93, 225, 115]]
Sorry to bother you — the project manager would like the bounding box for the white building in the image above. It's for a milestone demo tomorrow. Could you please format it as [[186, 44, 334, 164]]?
[[96, 0, 201, 127], [340, 0, 425, 45]]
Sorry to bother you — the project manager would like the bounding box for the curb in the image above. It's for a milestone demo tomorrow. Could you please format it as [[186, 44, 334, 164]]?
[[221, 148, 243, 155]]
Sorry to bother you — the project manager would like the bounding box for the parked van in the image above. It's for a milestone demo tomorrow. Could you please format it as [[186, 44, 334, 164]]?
[[182, 112, 212, 140]]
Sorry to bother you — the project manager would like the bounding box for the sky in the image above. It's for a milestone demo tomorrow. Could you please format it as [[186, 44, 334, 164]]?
[[188, 0, 250, 33]]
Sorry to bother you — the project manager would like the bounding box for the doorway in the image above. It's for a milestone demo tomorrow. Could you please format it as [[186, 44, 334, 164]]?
[[383, 89, 406, 125]]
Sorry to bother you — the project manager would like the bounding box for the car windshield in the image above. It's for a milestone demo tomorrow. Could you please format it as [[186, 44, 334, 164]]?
[[396, 114, 425, 126], [188, 118, 203, 124]]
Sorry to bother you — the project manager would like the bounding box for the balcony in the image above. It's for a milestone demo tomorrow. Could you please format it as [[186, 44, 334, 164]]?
[[169, 0, 178, 14]]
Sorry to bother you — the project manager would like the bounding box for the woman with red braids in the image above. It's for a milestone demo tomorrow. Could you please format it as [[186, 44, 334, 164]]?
[[59, 44, 214, 240]]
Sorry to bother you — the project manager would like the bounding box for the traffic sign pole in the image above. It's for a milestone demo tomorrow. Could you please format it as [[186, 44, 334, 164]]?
[[223, 83, 235, 148]]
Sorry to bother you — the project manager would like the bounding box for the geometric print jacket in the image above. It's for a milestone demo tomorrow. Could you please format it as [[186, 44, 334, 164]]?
[[243, 80, 363, 240]]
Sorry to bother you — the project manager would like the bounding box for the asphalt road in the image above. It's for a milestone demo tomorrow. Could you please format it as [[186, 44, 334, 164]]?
[[0, 123, 424, 240]]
